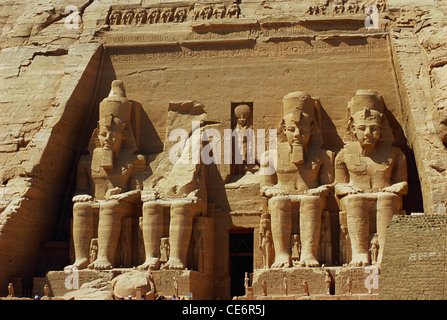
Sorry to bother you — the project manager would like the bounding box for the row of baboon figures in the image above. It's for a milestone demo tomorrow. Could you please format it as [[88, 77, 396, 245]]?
[[67, 80, 407, 273], [108, 3, 241, 26], [306, 0, 387, 15]]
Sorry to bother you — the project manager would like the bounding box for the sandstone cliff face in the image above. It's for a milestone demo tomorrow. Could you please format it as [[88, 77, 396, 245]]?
[[0, 0, 104, 293], [0, 0, 446, 296]]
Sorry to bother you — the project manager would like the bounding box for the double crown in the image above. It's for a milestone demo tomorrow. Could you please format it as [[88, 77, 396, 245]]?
[[99, 80, 132, 126], [282, 91, 316, 123]]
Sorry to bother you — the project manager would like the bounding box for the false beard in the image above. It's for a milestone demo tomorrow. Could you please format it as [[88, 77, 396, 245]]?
[[292, 145, 304, 165], [101, 148, 114, 169]]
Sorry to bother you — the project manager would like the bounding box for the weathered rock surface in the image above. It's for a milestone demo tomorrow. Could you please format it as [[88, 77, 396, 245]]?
[[0, 0, 446, 299]]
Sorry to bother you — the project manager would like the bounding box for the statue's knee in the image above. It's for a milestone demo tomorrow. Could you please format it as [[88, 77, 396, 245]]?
[[301, 195, 323, 206], [100, 199, 120, 211], [73, 202, 92, 215], [268, 196, 291, 211], [100, 200, 132, 217], [343, 194, 368, 206], [143, 202, 162, 216], [171, 200, 194, 216], [378, 193, 401, 209], [378, 192, 399, 202]]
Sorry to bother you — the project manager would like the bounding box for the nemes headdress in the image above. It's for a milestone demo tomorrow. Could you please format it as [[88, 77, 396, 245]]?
[[344, 89, 394, 143]]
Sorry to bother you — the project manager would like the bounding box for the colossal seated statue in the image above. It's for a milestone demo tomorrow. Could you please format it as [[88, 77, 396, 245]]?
[[68, 80, 146, 270], [260, 91, 335, 268], [335, 90, 408, 267], [138, 101, 208, 271]]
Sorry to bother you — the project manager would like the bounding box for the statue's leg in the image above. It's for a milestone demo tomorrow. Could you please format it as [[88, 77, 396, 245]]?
[[342, 194, 370, 266], [162, 200, 205, 270], [93, 200, 133, 270], [298, 195, 323, 267], [70, 202, 94, 269], [376, 193, 402, 265], [138, 202, 163, 270], [269, 196, 292, 268]]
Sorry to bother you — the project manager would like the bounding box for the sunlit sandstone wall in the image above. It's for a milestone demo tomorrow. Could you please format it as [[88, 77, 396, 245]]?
[[380, 215, 447, 299], [0, 0, 445, 297]]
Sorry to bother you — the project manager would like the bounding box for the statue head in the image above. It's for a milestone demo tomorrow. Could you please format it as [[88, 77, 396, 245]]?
[[234, 104, 251, 127], [351, 107, 383, 149], [97, 80, 133, 169], [281, 92, 317, 164], [344, 90, 394, 145]]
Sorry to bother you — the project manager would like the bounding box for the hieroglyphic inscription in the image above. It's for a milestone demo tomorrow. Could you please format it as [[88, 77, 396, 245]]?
[[107, 21, 379, 45], [109, 40, 387, 63]]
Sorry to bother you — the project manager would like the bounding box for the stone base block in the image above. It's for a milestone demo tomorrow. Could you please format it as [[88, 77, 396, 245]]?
[[252, 266, 379, 297], [46, 268, 213, 300]]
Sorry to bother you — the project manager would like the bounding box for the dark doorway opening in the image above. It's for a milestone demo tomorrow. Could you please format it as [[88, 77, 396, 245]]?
[[229, 229, 253, 297]]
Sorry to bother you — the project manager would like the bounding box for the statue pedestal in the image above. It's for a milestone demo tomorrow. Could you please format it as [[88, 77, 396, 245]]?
[[252, 266, 379, 297], [152, 269, 213, 300], [46, 268, 214, 300]]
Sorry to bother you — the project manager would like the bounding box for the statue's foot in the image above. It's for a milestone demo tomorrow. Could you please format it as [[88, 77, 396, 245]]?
[[137, 258, 160, 271], [271, 254, 292, 268], [66, 258, 89, 270], [161, 258, 186, 270], [298, 255, 320, 267], [349, 254, 370, 267], [90, 257, 113, 270]]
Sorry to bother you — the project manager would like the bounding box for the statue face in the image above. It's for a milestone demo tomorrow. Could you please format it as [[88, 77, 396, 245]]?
[[237, 114, 248, 127], [283, 115, 313, 148], [98, 120, 127, 154], [352, 118, 381, 147]]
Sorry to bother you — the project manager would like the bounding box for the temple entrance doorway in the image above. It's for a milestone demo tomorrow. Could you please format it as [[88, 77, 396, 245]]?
[[229, 228, 254, 297]]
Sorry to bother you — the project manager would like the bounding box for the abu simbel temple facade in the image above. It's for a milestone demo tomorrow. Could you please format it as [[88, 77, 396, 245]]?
[[1, 0, 447, 301]]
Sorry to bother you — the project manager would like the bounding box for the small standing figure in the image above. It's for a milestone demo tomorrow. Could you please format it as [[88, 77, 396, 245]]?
[[7, 283, 14, 297], [232, 103, 254, 175], [244, 272, 250, 293], [43, 284, 50, 299], [259, 216, 273, 269], [347, 277, 352, 295], [303, 280, 309, 296], [160, 237, 170, 264], [291, 234, 301, 265], [173, 275, 179, 298], [89, 238, 98, 266], [283, 274, 288, 296], [325, 269, 331, 295], [370, 233, 379, 266], [261, 280, 267, 296]]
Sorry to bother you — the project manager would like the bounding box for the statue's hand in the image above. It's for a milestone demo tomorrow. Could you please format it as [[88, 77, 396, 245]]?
[[141, 191, 159, 202], [381, 185, 402, 194], [335, 184, 363, 197], [261, 186, 287, 198], [72, 194, 93, 203], [106, 187, 122, 198], [305, 185, 333, 197], [108, 189, 140, 202]]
